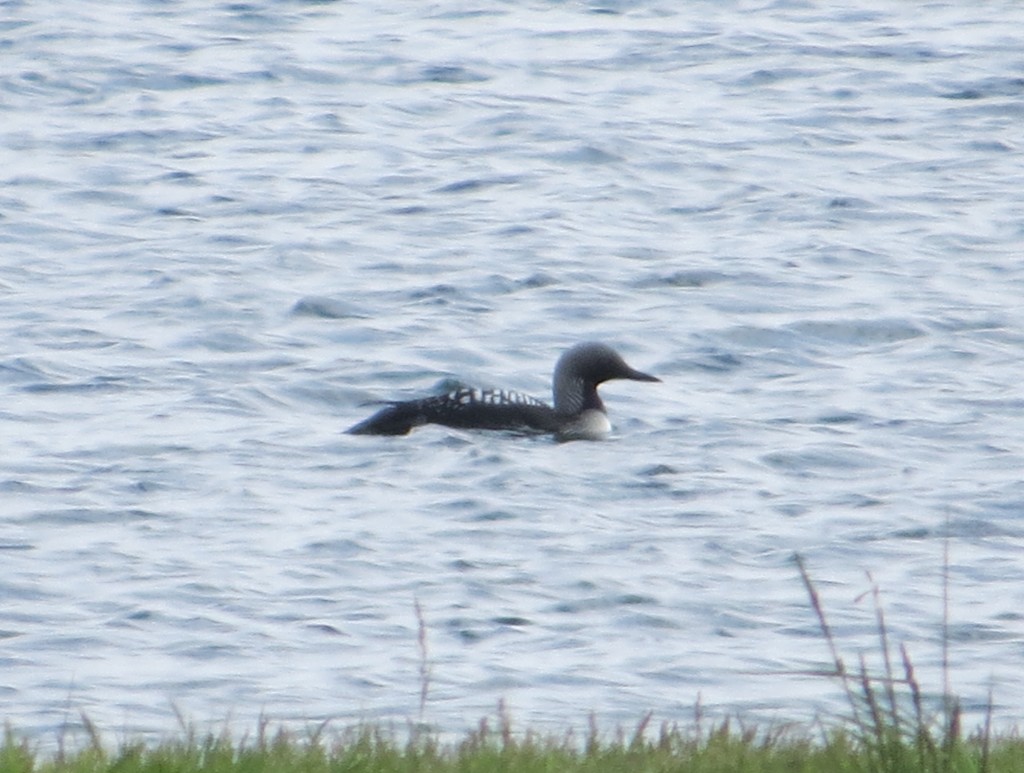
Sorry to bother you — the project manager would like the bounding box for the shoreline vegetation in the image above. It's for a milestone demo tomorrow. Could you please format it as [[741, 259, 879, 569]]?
[[5, 556, 1022, 773]]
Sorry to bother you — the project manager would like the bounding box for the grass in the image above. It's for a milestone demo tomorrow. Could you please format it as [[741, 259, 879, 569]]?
[[5, 557, 1024, 773], [6, 712, 1024, 773]]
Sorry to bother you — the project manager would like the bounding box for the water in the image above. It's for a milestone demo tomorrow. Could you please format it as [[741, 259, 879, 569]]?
[[3, 0, 1024, 744]]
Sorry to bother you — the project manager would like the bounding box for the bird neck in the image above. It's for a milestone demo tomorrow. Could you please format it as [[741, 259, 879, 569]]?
[[554, 376, 605, 416]]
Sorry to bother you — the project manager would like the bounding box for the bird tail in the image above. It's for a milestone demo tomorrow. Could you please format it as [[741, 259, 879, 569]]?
[[346, 402, 423, 435]]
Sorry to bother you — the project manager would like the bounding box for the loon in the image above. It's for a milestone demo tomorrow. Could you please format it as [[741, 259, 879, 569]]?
[[346, 342, 660, 441]]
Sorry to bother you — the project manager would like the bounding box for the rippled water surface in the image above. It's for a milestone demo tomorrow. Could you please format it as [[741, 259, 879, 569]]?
[[4, 0, 1024, 743]]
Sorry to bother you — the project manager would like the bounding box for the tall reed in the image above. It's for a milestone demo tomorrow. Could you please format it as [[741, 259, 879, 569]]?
[[794, 553, 991, 773]]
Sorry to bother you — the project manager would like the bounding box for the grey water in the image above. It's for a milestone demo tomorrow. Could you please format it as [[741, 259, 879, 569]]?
[[3, 0, 1024, 744]]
